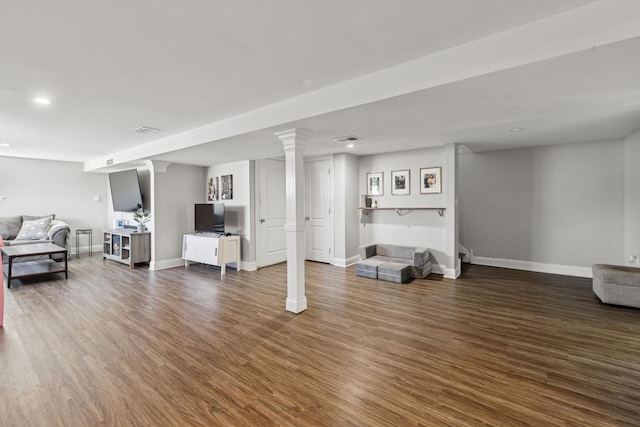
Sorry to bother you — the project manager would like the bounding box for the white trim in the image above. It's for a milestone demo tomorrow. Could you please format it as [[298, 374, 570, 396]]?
[[333, 254, 360, 268], [242, 261, 257, 271], [471, 255, 592, 278], [150, 257, 184, 271]]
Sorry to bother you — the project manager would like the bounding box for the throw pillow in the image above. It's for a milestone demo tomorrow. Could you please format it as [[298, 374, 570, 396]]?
[[15, 217, 52, 241], [22, 214, 55, 221], [0, 216, 23, 240]]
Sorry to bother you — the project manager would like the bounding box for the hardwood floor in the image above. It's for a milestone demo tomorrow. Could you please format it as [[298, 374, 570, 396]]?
[[1, 259, 640, 426]]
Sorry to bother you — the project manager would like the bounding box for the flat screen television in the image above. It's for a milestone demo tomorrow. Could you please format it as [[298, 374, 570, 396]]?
[[195, 203, 225, 234], [108, 169, 143, 212]]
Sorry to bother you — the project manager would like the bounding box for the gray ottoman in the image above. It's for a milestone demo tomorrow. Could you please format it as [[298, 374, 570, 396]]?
[[356, 258, 385, 279], [593, 264, 640, 308], [378, 262, 410, 283]]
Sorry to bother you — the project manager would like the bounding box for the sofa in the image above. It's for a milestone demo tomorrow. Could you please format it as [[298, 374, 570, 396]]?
[[593, 264, 640, 308], [0, 214, 70, 261], [356, 243, 432, 283]]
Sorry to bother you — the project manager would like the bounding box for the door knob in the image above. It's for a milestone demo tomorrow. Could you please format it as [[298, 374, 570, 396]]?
[[260, 218, 266, 223], [304, 216, 310, 221]]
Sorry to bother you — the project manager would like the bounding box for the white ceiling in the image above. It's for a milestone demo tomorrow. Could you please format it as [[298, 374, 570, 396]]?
[[1, 0, 639, 171]]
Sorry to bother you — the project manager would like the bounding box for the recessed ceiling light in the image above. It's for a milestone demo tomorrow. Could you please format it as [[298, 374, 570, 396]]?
[[34, 97, 51, 105], [0, 143, 10, 148], [510, 127, 525, 132], [347, 144, 354, 148]]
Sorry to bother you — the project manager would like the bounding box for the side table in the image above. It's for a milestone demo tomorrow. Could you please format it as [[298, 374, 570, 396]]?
[[76, 229, 93, 258]]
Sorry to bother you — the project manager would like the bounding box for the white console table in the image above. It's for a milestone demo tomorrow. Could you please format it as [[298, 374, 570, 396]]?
[[182, 234, 241, 274]]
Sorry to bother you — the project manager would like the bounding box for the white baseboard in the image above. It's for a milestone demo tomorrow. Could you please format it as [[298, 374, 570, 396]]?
[[434, 262, 460, 279], [471, 255, 592, 278], [333, 255, 360, 268], [242, 261, 257, 271], [150, 258, 184, 271]]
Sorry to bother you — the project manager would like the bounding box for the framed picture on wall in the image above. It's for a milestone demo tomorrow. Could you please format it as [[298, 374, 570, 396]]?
[[420, 167, 442, 194], [367, 172, 383, 196], [207, 177, 219, 201], [391, 170, 410, 196], [221, 174, 233, 200]]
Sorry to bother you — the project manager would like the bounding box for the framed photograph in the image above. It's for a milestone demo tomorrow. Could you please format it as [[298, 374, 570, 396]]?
[[420, 167, 442, 194], [207, 177, 218, 201], [221, 174, 233, 200], [391, 170, 410, 196], [367, 172, 383, 196]]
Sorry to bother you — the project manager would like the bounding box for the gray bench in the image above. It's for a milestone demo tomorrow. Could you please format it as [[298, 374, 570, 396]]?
[[356, 243, 432, 283], [592, 264, 640, 308]]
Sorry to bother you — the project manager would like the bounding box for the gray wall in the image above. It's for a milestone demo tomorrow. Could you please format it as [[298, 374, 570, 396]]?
[[0, 156, 107, 252], [154, 164, 207, 266], [625, 129, 640, 266], [459, 140, 625, 268], [333, 153, 360, 265]]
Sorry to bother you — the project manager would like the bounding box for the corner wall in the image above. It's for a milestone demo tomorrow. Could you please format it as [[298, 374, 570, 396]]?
[[459, 139, 625, 276]]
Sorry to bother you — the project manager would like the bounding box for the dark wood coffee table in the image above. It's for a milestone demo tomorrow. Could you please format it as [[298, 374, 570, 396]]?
[[1, 243, 68, 288]]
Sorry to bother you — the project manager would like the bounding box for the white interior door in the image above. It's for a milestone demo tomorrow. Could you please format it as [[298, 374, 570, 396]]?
[[257, 158, 287, 267], [305, 158, 332, 263]]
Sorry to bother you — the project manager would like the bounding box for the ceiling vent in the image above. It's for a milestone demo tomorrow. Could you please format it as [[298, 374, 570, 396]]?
[[133, 126, 161, 135], [333, 135, 361, 144]]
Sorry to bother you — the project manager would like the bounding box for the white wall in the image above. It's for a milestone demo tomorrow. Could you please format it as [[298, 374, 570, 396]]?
[[207, 160, 254, 268], [625, 129, 640, 267], [459, 140, 625, 273], [358, 146, 449, 273], [0, 156, 107, 253]]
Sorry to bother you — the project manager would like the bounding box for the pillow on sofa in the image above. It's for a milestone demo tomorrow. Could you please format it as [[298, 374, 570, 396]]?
[[0, 216, 23, 240], [15, 217, 52, 241]]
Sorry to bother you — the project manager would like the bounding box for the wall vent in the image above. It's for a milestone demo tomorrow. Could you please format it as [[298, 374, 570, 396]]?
[[333, 135, 361, 144], [133, 126, 161, 135], [106, 158, 114, 165]]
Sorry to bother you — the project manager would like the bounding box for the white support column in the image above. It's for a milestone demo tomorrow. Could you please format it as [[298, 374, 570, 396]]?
[[275, 128, 309, 314]]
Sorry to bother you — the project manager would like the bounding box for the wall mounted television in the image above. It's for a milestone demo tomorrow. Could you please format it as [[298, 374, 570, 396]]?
[[108, 169, 143, 212], [195, 203, 225, 235]]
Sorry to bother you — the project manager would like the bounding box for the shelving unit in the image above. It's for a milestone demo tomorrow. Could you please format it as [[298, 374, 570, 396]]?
[[103, 229, 150, 269], [359, 207, 445, 216]]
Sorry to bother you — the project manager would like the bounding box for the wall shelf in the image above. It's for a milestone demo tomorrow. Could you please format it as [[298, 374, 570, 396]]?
[[359, 207, 445, 217]]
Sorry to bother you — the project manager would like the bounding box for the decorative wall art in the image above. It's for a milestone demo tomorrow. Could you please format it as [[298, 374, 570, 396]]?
[[367, 172, 383, 196], [391, 170, 410, 196], [420, 167, 442, 194], [207, 177, 219, 201], [221, 174, 233, 200]]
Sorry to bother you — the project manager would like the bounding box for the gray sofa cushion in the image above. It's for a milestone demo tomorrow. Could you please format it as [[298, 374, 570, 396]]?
[[378, 262, 411, 283], [0, 216, 23, 240]]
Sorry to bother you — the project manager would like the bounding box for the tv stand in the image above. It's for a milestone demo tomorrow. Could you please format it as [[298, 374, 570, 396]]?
[[103, 229, 151, 269], [182, 234, 240, 274]]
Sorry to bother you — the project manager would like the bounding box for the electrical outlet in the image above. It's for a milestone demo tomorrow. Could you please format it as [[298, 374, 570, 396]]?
[[93, 195, 101, 202], [629, 255, 638, 264]]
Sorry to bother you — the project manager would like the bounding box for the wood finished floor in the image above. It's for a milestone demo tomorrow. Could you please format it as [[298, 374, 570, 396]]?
[[1, 259, 640, 426]]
